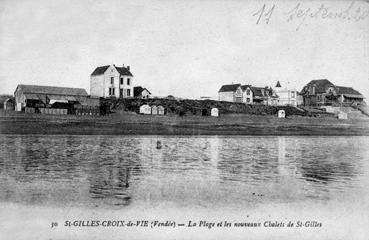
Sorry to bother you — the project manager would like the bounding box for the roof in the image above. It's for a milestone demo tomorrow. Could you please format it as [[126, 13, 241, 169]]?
[[90, 65, 110, 76], [134, 86, 151, 97], [218, 84, 241, 92], [115, 66, 133, 76], [15, 85, 88, 96], [250, 87, 273, 97], [303, 79, 334, 93], [91, 65, 133, 76], [335, 86, 362, 96], [241, 85, 251, 91]]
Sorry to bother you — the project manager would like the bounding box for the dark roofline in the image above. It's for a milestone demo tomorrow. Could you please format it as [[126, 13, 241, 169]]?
[[15, 84, 88, 96], [90, 64, 133, 76], [218, 84, 241, 92]]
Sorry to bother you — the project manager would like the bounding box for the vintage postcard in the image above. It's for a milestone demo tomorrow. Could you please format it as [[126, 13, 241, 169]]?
[[0, 0, 368, 239]]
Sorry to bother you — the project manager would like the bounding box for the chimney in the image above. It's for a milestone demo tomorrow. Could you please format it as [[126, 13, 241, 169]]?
[[122, 64, 125, 67], [127, 65, 130, 71]]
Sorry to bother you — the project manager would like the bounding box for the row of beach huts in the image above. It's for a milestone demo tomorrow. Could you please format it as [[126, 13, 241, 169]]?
[[139, 104, 220, 117]]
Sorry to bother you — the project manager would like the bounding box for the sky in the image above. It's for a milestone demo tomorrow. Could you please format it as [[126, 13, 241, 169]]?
[[0, 0, 368, 99]]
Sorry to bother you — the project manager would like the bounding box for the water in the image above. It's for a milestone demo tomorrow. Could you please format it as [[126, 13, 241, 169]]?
[[0, 135, 368, 209]]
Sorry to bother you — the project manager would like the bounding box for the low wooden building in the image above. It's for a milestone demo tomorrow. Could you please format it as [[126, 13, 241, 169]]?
[[14, 84, 88, 112]]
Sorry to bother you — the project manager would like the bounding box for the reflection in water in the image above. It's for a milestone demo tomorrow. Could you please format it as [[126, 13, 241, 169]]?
[[0, 135, 368, 208]]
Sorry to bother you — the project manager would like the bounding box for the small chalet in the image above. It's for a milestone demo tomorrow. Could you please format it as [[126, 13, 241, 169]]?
[[134, 86, 151, 99], [300, 79, 364, 106]]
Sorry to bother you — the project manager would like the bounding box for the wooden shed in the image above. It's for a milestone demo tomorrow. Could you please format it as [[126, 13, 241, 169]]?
[[151, 105, 158, 115], [3, 98, 15, 110], [157, 105, 165, 115], [139, 104, 151, 114], [278, 110, 285, 118], [211, 108, 219, 117]]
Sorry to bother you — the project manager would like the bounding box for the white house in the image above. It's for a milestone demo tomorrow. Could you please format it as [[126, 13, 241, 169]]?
[[90, 64, 134, 98], [218, 83, 276, 105], [218, 84, 243, 102], [274, 81, 297, 106]]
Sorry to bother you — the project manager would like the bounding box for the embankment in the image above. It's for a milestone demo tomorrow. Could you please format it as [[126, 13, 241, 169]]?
[[1, 110, 369, 135]]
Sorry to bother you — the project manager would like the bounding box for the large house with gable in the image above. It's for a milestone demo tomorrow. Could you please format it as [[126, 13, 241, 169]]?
[[218, 83, 277, 105], [90, 64, 134, 98], [300, 79, 364, 106]]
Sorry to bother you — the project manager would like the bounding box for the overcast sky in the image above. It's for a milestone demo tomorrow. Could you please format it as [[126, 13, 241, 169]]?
[[0, 0, 368, 99]]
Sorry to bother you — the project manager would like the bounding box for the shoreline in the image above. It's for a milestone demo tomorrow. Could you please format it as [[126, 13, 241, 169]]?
[[1, 110, 369, 136]]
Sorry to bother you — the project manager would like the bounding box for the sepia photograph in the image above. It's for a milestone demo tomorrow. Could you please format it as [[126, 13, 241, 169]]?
[[0, 0, 368, 239]]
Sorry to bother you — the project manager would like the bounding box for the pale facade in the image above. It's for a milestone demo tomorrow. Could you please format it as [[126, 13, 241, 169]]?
[[90, 65, 134, 98], [218, 91, 235, 102], [274, 81, 297, 106], [218, 84, 243, 102], [242, 86, 253, 104]]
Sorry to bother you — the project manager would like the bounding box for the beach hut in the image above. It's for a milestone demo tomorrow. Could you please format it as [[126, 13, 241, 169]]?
[[139, 104, 151, 115], [278, 110, 285, 118], [151, 105, 158, 115], [3, 98, 15, 110], [157, 105, 165, 115], [338, 111, 348, 119], [211, 108, 219, 117]]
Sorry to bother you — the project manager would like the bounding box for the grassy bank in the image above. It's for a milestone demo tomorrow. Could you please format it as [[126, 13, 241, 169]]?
[[1, 110, 369, 135]]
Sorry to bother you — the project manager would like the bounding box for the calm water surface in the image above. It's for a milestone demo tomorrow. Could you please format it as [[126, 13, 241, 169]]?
[[0, 135, 368, 209]]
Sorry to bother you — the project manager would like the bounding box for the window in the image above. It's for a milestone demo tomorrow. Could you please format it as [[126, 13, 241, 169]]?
[[246, 98, 250, 103], [246, 89, 250, 95], [235, 97, 242, 103], [120, 78, 123, 85], [120, 89, 123, 97], [127, 89, 131, 97], [127, 78, 131, 86], [109, 87, 115, 96], [111, 77, 114, 84], [291, 91, 295, 98]]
